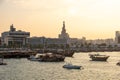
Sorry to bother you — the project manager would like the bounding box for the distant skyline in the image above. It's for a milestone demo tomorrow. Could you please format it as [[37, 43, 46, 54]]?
[[1, 0, 120, 39]]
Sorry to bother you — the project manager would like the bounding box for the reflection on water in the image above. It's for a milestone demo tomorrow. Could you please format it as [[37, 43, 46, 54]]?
[[0, 52, 120, 80]]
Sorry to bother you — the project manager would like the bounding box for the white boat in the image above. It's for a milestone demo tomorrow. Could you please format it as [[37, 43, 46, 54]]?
[[63, 63, 83, 69], [27, 54, 43, 61]]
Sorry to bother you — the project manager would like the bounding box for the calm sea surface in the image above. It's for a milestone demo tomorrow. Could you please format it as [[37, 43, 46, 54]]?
[[0, 52, 120, 80]]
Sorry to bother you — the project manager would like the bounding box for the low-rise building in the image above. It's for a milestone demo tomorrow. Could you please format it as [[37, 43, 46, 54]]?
[[28, 37, 45, 46], [46, 38, 67, 45], [86, 38, 115, 47], [67, 37, 86, 48], [28, 37, 67, 49]]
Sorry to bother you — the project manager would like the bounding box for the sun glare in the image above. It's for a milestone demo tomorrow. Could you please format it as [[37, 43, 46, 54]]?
[[65, 0, 74, 3], [68, 7, 78, 16]]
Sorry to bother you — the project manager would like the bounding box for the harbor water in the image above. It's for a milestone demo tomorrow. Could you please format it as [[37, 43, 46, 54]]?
[[0, 52, 120, 80]]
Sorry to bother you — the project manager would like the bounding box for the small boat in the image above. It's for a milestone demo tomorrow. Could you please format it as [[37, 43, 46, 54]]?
[[0, 56, 7, 65], [63, 63, 83, 69], [89, 54, 109, 61]]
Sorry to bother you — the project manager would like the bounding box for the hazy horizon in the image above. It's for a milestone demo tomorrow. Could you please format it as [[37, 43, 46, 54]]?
[[0, 0, 120, 39]]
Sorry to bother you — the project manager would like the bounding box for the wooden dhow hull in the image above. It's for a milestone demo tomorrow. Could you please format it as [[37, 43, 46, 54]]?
[[89, 54, 109, 61]]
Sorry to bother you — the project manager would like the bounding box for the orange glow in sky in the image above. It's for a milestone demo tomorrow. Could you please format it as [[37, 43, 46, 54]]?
[[0, 0, 120, 39]]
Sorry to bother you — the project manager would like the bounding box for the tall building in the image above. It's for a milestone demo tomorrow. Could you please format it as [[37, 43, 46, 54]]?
[[58, 21, 70, 39], [1, 24, 30, 47], [115, 31, 120, 44]]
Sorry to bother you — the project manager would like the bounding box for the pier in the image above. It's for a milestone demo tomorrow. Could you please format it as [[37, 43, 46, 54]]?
[[0, 50, 36, 58]]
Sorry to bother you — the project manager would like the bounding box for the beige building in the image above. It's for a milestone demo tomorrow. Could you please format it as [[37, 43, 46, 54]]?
[[1, 24, 30, 47]]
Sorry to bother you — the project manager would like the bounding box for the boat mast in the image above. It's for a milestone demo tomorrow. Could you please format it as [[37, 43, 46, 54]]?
[[43, 37, 45, 53]]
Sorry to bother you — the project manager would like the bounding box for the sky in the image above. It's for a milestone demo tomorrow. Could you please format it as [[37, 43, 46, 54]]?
[[0, 0, 120, 39]]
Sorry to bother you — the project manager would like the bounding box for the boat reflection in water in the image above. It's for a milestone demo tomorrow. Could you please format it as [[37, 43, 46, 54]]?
[[89, 54, 109, 61]]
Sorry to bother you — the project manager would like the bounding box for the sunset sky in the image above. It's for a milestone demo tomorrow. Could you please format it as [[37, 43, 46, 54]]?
[[1, 0, 120, 39]]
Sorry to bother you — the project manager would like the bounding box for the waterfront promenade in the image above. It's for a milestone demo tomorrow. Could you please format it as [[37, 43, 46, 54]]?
[[0, 49, 36, 58]]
